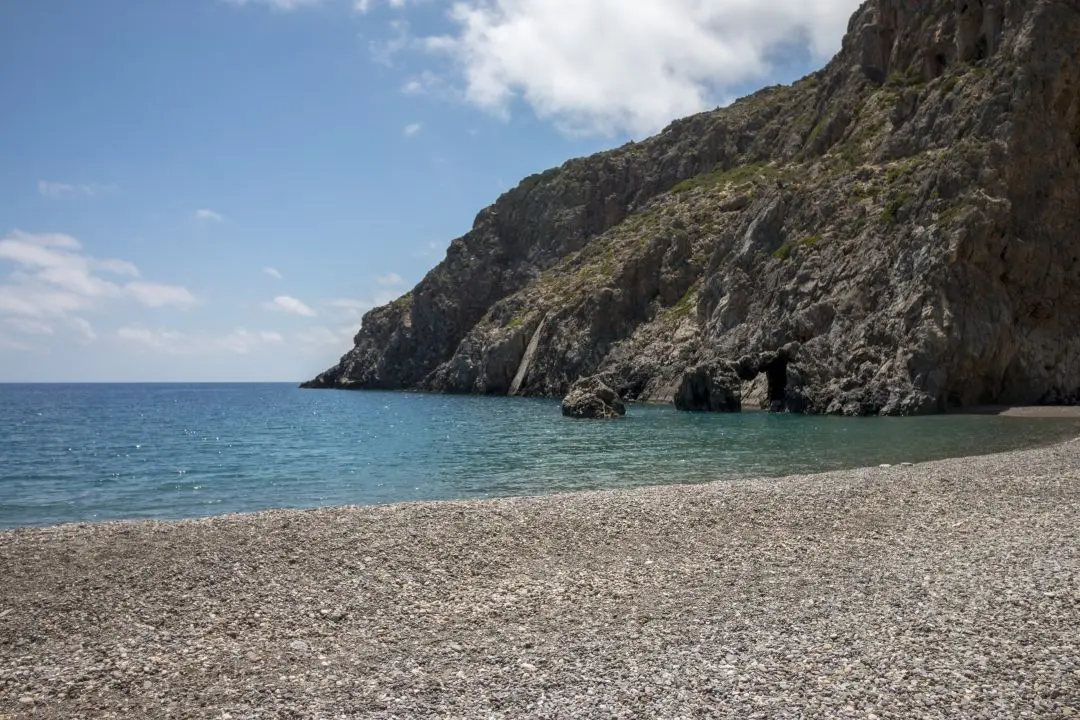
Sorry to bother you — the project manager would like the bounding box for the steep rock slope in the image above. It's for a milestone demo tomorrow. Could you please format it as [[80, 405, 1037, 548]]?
[[305, 0, 1080, 415]]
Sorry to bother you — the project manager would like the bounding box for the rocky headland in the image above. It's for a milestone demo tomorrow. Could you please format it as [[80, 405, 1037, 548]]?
[[304, 0, 1080, 415]]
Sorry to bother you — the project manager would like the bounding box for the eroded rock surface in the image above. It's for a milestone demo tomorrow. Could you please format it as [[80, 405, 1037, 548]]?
[[305, 0, 1080, 415], [561, 376, 627, 420], [674, 364, 743, 413]]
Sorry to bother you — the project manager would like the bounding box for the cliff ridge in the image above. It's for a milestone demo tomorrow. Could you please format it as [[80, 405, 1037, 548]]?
[[305, 0, 1080, 415]]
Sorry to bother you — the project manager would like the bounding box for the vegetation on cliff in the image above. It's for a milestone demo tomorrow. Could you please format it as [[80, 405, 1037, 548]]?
[[305, 0, 1080, 416]]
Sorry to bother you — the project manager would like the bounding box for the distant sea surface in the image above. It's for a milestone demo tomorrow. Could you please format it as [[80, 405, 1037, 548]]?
[[1, 383, 1077, 529]]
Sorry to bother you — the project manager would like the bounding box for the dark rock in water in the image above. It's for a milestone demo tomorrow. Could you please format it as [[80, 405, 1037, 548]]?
[[304, 0, 1080, 416], [561, 376, 626, 419], [674, 364, 742, 412]]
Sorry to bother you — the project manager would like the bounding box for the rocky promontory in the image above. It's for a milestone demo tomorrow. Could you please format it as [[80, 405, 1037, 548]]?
[[305, 0, 1080, 415]]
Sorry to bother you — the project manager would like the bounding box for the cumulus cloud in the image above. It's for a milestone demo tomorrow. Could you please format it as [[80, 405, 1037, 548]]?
[[0, 230, 198, 327], [263, 267, 284, 280], [400, 0, 860, 135], [126, 282, 199, 309], [195, 209, 224, 222], [266, 295, 317, 317], [227, 0, 860, 134]]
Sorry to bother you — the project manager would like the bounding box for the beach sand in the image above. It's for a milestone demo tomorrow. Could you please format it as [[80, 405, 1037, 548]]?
[[1, 440, 1078, 718]]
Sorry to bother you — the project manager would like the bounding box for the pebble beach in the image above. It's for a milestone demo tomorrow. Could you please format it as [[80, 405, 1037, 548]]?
[[1, 439, 1078, 719]]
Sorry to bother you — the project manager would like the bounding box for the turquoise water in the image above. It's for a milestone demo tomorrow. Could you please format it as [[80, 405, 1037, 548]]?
[[0, 383, 1076, 528]]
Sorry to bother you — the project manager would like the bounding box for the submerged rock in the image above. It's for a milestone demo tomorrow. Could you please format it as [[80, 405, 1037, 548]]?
[[561, 376, 626, 419]]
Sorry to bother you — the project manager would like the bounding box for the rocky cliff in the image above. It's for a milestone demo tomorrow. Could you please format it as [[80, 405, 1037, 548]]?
[[304, 0, 1080, 415]]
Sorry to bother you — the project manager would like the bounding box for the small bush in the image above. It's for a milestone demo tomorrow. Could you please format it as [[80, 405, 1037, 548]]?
[[773, 241, 797, 260], [671, 162, 774, 194], [881, 191, 914, 223]]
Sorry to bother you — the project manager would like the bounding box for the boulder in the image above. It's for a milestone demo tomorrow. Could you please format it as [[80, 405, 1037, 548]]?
[[674, 364, 742, 412], [561, 376, 626, 419]]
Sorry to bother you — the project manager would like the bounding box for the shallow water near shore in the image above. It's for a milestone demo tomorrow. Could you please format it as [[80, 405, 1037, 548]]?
[[1, 382, 1077, 528]]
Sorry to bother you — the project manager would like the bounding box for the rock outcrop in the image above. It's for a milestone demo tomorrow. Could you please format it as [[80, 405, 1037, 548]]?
[[304, 0, 1080, 416], [674, 365, 743, 413], [560, 376, 627, 419]]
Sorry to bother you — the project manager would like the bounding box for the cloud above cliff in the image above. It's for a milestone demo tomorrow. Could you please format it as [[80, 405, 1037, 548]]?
[[227, 0, 861, 135], [265, 295, 317, 317], [395, 0, 861, 135]]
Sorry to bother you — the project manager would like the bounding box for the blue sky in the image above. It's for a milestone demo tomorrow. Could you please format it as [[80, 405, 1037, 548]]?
[[0, 0, 860, 382]]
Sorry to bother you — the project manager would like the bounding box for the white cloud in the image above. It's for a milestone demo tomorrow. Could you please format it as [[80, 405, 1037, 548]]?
[[0, 332, 32, 351], [399, 70, 456, 100], [0, 230, 198, 321], [296, 325, 345, 346], [0, 285, 87, 318], [327, 290, 402, 322], [38, 181, 76, 198], [117, 325, 187, 352], [218, 329, 285, 354], [195, 209, 224, 222], [266, 295, 317, 317], [222, 0, 860, 135], [370, 19, 416, 66], [355, 0, 407, 12], [38, 181, 118, 199], [329, 298, 373, 318], [295, 324, 359, 348], [118, 325, 286, 355], [263, 266, 283, 280], [4, 318, 54, 336], [71, 317, 96, 340], [375, 272, 404, 286], [126, 282, 199, 309], [399, 0, 859, 136], [403, 122, 423, 137]]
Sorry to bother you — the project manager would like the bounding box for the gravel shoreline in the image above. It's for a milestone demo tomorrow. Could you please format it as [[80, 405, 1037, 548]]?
[[2, 441, 1079, 719]]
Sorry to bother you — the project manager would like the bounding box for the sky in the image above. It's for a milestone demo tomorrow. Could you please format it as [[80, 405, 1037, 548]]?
[[0, 0, 862, 382]]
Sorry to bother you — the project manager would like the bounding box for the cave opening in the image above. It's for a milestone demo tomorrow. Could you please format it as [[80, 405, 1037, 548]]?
[[763, 356, 789, 413]]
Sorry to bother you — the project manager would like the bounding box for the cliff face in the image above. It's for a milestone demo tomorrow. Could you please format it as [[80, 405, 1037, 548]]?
[[305, 0, 1080, 415]]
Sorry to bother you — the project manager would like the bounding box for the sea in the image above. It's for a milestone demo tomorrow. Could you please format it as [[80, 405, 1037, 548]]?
[[1, 382, 1077, 529]]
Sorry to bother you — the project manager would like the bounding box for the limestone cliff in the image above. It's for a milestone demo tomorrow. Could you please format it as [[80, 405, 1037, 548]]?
[[304, 0, 1080, 416]]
